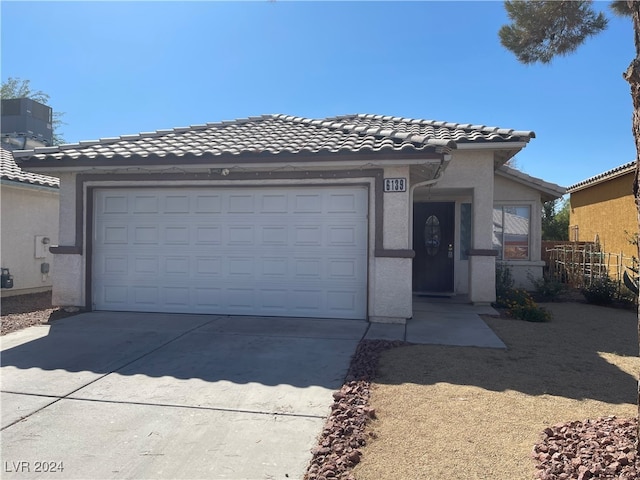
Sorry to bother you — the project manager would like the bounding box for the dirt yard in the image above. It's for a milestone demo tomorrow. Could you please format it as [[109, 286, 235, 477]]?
[[351, 302, 638, 480]]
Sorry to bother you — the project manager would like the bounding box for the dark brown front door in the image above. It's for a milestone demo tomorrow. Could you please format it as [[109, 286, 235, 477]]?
[[413, 202, 455, 293]]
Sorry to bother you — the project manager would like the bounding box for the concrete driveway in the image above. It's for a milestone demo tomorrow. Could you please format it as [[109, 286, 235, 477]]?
[[0, 312, 367, 479]]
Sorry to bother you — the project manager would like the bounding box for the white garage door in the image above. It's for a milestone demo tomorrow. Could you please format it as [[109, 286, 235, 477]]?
[[92, 186, 368, 319]]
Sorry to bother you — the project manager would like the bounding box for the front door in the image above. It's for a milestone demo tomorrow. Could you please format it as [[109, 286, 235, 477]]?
[[413, 202, 455, 293]]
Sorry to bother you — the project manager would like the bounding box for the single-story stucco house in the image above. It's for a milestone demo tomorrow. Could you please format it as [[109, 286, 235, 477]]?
[[14, 114, 564, 323], [1, 144, 59, 296]]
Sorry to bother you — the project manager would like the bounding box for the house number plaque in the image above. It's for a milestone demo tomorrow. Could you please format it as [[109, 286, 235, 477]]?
[[383, 178, 407, 192]]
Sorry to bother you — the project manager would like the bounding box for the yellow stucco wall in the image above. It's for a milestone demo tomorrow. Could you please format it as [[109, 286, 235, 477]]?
[[569, 172, 637, 259]]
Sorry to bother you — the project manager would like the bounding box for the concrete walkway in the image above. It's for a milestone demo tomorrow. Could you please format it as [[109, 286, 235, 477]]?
[[365, 296, 506, 348]]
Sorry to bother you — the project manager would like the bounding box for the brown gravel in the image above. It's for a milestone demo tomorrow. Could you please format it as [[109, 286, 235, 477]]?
[[1, 291, 79, 335]]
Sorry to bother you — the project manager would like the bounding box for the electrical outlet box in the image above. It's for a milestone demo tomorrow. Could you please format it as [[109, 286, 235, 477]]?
[[35, 235, 50, 258]]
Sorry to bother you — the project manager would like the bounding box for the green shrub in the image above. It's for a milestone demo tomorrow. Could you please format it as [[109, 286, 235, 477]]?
[[495, 287, 552, 322], [529, 272, 566, 301], [495, 263, 514, 299], [581, 277, 617, 305]]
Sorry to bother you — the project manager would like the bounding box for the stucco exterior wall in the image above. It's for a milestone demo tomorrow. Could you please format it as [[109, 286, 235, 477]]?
[[569, 172, 636, 259], [51, 172, 85, 306], [1, 182, 59, 297], [50, 171, 417, 323], [422, 150, 497, 303], [494, 174, 545, 290]]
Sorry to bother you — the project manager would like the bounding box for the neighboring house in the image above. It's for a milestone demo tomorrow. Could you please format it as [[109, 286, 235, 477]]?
[[15, 114, 564, 323], [1, 144, 59, 297], [566, 161, 637, 260]]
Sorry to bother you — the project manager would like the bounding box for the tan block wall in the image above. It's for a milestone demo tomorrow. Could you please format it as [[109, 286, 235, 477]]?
[[569, 172, 637, 259]]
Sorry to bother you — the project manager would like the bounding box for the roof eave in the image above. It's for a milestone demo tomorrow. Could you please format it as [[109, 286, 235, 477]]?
[[567, 163, 636, 193], [1, 178, 60, 191], [16, 148, 447, 173]]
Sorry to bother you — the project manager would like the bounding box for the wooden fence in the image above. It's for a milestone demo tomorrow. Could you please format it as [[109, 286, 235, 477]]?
[[543, 241, 637, 289]]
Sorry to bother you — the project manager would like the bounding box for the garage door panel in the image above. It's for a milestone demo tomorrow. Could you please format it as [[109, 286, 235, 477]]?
[[260, 226, 287, 244], [164, 226, 189, 244], [195, 195, 222, 213], [327, 290, 358, 313], [261, 257, 288, 276], [134, 226, 159, 244], [93, 186, 368, 319], [194, 288, 222, 307], [133, 286, 159, 305], [294, 226, 322, 245], [133, 195, 159, 213], [163, 287, 190, 306], [164, 195, 190, 213], [260, 194, 288, 213], [134, 256, 159, 274], [293, 194, 323, 213], [195, 225, 221, 244], [195, 257, 223, 275], [102, 194, 128, 214], [328, 192, 360, 213], [165, 256, 190, 274], [227, 225, 255, 245], [103, 225, 128, 244], [228, 194, 255, 213]]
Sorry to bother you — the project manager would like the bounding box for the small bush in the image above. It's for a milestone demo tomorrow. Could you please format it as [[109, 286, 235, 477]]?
[[509, 299, 552, 322], [496, 288, 551, 322], [496, 263, 514, 299], [581, 277, 617, 305], [529, 272, 566, 301]]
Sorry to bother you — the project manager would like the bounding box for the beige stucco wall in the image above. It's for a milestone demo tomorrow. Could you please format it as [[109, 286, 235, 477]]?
[[415, 150, 497, 303], [1, 181, 59, 296], [51, 171, 417, 323], [51, 172, 84, 306], [569, 172, 636, 259], [494, 174, 545, 290], [48, 155, 550, 319]]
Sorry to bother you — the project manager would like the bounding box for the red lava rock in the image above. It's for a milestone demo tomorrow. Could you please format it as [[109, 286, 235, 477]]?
[[303, 340, 409, 480], [532, 416, 638, 480]]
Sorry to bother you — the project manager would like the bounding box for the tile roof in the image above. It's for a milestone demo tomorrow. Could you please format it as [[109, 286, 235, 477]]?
[[329, 114, 535, 143], [566, 161, 636, 192], [13, 113, 535, 164], [497, 165, 565, 201], [0, 145, 59, 188]]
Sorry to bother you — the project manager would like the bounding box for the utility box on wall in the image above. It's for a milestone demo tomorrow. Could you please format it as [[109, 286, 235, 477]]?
[[1, 268, 14, 289], [35, 235, 51, 258]]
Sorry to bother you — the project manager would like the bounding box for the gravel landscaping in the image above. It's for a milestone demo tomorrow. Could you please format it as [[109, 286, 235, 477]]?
[[1, 291, 79, 335]]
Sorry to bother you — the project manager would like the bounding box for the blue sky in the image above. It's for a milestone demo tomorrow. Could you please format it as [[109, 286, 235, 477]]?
[[1, 1, 635, 189]]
